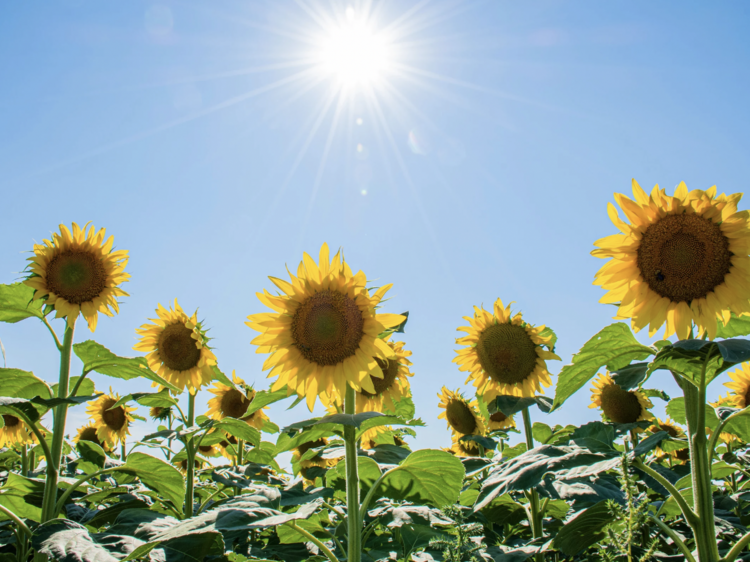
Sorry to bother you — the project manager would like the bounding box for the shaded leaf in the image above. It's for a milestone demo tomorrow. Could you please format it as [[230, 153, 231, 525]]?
[[326, 456, 382, 501], [32, 519, 123, 562], [610, 362, 649, 390], [489, 395, 552, 416], [553, 501, 614, 555]]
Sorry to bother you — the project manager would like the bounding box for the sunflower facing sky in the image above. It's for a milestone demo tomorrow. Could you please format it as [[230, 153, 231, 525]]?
[[246, 243, 405, 410], [453, 298, 560, 400], [85, 391, 136, 446], [593, 181, 750, 340], [134, 300, 217, 395], [589, 373, 653, 424], [437, 387, 486, 438], [0, 414, 35, 448], [206, 371, 269, 430], [24, 222, 130, 331]]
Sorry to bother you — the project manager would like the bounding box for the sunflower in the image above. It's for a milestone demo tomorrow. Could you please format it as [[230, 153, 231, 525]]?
[[196, 443, 222, 458], [206, 371, 270, 430], [649, 418, 687, 460], [292, 438, 341, 472], [724, 363, 750, 409], [709, 394, 742, 443], [445, 435, 481, 458], [589, 373, 653, 424], [74, 424, 113, 452], [24, 222, 129, 331], [453, 298, 560, 400], [149, 406, 172, 421], [246, 243, 405, 411], [354, 337, 413, 413], [134, 300, 217, 395], [217, 434, 239, 459], [86, 392, 136, 446], [487, 410, 516, 431], [0, 415, 35, 448], [437, 387, 486, 437], [593, 181, 750, 340]]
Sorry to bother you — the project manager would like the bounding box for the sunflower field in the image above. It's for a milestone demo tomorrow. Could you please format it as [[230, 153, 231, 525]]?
[[3, 181, 750, 562]]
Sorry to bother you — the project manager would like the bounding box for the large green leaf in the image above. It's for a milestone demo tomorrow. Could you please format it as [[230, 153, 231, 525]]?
[[610, 362, 649, 390], [379, 450, 464, 507], [0, 283, 44, 324], [552, 323, 654, 410], [0, 396, 42, 423], [553, 501, 614, 555], [666, 397, 720, 429], [74, 340, 178, 392], [716, 313, 750, 338], [114, 453, 185, 514], [212, 418, 261, 447], [33, 519, 131, 562], [0, 368, 51, 400], [489, 395, 552, 416], [723, 407, 750, 441], [0, 472, 47, 522], [244, 387, 292, 417], [475, 446, 616, 510], [649, 338, 750, 388], [326, 456, 382, 501]]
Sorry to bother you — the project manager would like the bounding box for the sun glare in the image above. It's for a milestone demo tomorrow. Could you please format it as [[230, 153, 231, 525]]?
[[317, 8, 391, 87]]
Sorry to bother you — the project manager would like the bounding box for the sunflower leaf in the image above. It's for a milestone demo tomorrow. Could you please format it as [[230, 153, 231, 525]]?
[[552, 501, 614, 556], [648, 339, 750, 388], [212, 418, 261, 447], [32, 519, 129, 562], [113, 452, 185, 516], [631, 430, 668, 457], [74, 340, 179, 393], [610, 362, 649, 390], [110, 391, 176, 410], [716, 313, 750, 339], [244, 387, 291, 417], [667, 397, 720, 429], [459, 434, 497, 451], [0, 283, 45, 324], [379, 449, 465, 508], [32, 394, 100, 408], [326, 455, 382, 501], [489, 396, 553, 416], [552, 323, 655, 411], [0, 396, 42, 423], [318, 411, 385, 427], [0, 368, 52, 400]]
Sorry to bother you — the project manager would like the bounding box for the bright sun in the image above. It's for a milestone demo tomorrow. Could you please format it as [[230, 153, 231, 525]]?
[[317, 8, 391, 87]]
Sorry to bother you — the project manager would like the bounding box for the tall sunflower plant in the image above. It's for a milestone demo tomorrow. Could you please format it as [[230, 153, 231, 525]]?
[[549, 181, 750, 562]]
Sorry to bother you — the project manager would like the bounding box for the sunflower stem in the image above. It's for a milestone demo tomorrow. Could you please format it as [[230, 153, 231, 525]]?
[[344, 384, 361, 562], [41, 319, 76, 523], [522, 407, 544, 562], [185, 392, 196, 519], [237, 439, 244, 466], [21, 444, 28, 477], [121, 440, 127, 461]]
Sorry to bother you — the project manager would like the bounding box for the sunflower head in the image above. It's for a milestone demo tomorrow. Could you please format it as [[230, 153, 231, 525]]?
[[292, 437, 341, 471], [454, 298, 560, 399], [85, 391, 136, 446], [149, 406, 173, 421], [0, 414, 35, 448], [74, 423, 113, 452], [134, 300, 217, 395], [649, 418, 687, 460], [354, 338, 413, 413], [217, 434, 240, 459], [590, 373, 653, 425], [24, 222, 130, 331], [207, 371, 270, 430], [437, 387, 486, 437], [196, 443, 221, 458], [593, 181, 750, 340], [246, 243, 406, 411], [445, 435, 481, 458], [487, 409, 516, 431], [724, 363, 750, 409]]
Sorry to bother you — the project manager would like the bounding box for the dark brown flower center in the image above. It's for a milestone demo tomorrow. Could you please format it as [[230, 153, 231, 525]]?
[[675, 447, 690, 461], [361, 357, 399, 397], [198, 445, 214, 454], [101, 398, 127, 431], [490, 411, 508, 424], [45, 249, 107, 305], [220, 388, 251, 419], [297, 438, 327, 457], [292, 290, 364, 366], [600, 384, 642, 424], [78, 426, 102, 446], [476, 323, 538, 385], [637, 214, 732, 303], [659, 423, 679, 438], [158, 322, 201, 372], [445, 399, 477, 434], [2, 415, 20, 428]]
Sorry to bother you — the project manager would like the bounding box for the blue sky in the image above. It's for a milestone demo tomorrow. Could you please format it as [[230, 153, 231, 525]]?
[[1, 1, 750, 458]]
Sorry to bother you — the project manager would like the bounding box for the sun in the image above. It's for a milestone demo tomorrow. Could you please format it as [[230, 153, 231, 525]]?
[[316, 7, 392, 87]]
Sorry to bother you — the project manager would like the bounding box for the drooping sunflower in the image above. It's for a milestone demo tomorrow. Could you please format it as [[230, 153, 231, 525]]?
[[593, 180, 750, 340], [649, 418, 688, 461], [206, 371, 270, 430], [355, 337, 413, 413], [217, 434, 239, 459], [149, 406, 172, 421], [74, 423, 113, 452], [134, 300, 217, 395], [196, 443, 222, 458], [437, 387, 486, 437], [0, 415, 35, 448], [24, 222, 130, 331], [246, 243, 405, 411], [86, 392, 136, 446], [487, 410, 516, 431], [589, 373, 653, 424], [454, 298, 560, 400], [724, 363, 750, 408], [445, 435, 481, 458]]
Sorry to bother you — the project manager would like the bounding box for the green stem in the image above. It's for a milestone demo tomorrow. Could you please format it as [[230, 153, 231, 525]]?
[[722, 529, 750, 562], [185, 392, 196, 518], [0, 504, 32, 538], [323, 501, 346, 521], [632, 458, 697, 525], [41, 320, 76, 522], [708, 408, 746, 465], [196, 486, 228, 515], [68, 370, 91, 399], [286, 521, 339, 562], [121, 441, 127, 461], [42, 316, 62, 351], [237, 439, 244, 466], [522, 407, 543, 562], [344, 384, 361, 562], [647, 515, 696, 562], [359, 466, 399, 522], [21, 444, 29, 477], [54, 467, 118, 516]]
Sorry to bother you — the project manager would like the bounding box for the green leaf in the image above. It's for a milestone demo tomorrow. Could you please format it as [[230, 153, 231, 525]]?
[[212, 418, 261, 447], [244, 387, 291, 417], [326, 456, 382, 501], [210, 364, 236, 388], [537, 325, 558, 352], [553, 501, 614, 556], [317, 411, 385, 427], [111, 390, 177, 410], [276, 514, 327, 544], [632, 431, 668, 457], [532, 422, 553, 444], [716, 313, 750, 338], [641, 388, 670, 401], [379, 450, 464, 507], [722, 407, 750, 441], [32, 519, 127, 562], [0, 472, 47, 522], [356, 414, 424, 438], [74, 340, 179, 392], [459, 434, 497, 451], [610, 362, 649, 390], [55, 375, 96, 397], [667, 397, 720, 429], [478, 493, 527, 526], [552, 323, 654, 411], [489, 395, 552, 416], [0, 283, 44, 324], [0, 368, 51, 400], [115, 453, 185, 514], [0, 396, 41, 423], [570, 421, 615, 452]]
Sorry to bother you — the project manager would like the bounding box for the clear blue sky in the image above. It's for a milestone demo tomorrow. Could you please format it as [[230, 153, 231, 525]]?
[[1, 1, 750, 456]]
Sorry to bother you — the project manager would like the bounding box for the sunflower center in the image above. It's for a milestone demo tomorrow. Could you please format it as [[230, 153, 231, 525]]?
[[600, 384, 642, 424], [361, 357, 399, 397], [45, 249, 107, 305], [158, 322, 201, 372], [490, 411, 508, 424], [198, 445, 214, 454], [675, 447, 689, 461], [475, 323, 538, 385], [292, 290, 365, 366], [659, 423, 679, 438], [2, 415, 20, 428], [220, 388, 251, 419], [79, 426, 102, 445], [101, 399, 127, 431], [637, 214, 732, 303], [445, 399, 478, 434], [297, 438, 327, 456]]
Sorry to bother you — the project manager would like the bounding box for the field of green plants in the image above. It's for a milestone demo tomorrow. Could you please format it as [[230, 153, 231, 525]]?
[[2, 181, 750, 562]]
